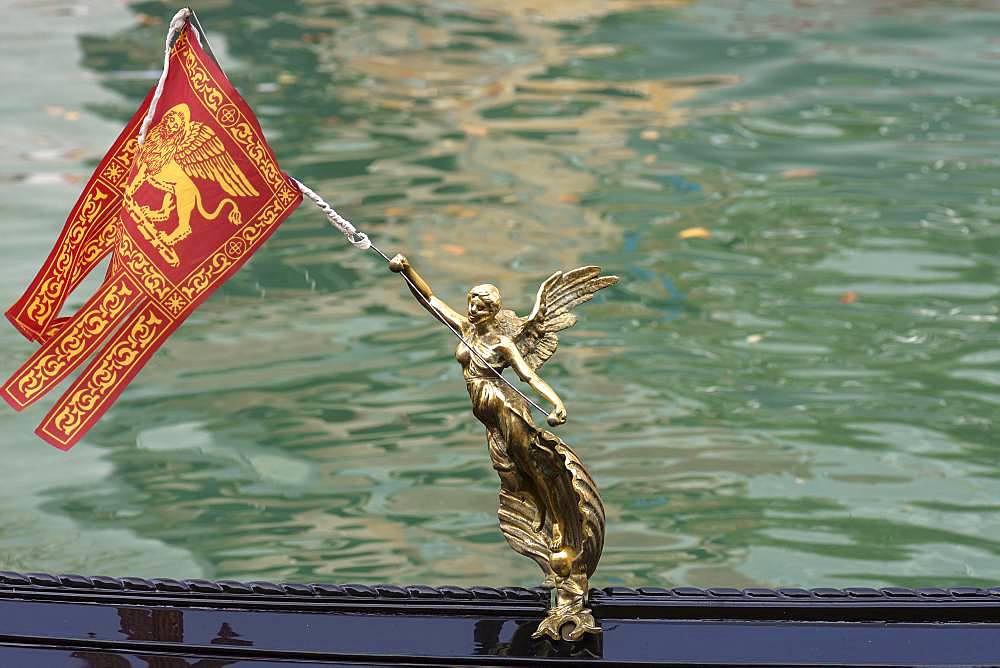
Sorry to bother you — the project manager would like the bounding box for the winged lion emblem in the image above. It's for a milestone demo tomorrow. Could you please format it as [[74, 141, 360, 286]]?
[[124, 102, 259, 267]]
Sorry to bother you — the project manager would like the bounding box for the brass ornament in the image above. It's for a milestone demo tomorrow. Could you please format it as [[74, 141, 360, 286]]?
[[389, 254, 617, 641]]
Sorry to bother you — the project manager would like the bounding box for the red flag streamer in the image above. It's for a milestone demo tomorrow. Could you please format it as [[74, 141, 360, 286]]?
[[5, 93, 152, 344], [2, 20, 302, 449]]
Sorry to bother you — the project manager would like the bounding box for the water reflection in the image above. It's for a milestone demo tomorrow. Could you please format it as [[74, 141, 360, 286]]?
[[1, 0, 998, 590], [211, 622, 253, 647], [472, 617, 602, 658], [118, 607, 183, 643]]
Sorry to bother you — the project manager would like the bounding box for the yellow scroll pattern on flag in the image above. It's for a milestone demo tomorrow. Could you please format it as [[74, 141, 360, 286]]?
[[17, 132, 139, 340], [38, 304, 170, 449], [3, 273, 138, 408], [26, 187, 114, 328]]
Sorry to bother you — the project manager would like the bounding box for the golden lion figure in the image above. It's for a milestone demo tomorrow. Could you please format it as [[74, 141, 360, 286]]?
[[125, 103, 258, 264], [390, 254, 617, 641]]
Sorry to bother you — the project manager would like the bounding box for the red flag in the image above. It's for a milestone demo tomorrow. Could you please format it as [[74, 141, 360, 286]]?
[[1, 24, 303, 449]]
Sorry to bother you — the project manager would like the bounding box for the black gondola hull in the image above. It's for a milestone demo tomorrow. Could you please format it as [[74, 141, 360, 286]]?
[[0, 572, 998, 665]]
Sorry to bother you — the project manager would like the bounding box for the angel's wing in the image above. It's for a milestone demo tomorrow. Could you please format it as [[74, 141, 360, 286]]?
[[514, 266, 618, 370], [174, 122, 260, 198]]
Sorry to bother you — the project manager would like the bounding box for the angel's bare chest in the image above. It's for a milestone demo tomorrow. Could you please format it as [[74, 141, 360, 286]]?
[[455, 338, 504, 370]]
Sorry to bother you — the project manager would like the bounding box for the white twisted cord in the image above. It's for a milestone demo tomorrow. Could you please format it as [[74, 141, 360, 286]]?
[[137, 8, 201, 145], [293, 179, 371, 249]]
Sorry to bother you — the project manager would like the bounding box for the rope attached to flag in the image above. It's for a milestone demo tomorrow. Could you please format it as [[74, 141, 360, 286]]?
[[293, 180, 371, 250]]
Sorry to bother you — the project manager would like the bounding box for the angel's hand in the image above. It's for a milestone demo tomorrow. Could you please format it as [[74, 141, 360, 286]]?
[[547, 404, 567, 427], [389, 254, 409, 273]]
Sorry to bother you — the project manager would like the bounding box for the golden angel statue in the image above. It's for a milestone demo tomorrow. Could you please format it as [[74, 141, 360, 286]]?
[[389, 254, 617, 641]]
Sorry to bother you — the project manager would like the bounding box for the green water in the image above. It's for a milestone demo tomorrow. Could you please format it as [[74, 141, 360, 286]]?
[[0, 0, 997, 590]]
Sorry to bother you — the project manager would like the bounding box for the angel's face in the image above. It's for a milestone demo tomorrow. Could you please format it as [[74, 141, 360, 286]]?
[[467, 295, 495, 324]]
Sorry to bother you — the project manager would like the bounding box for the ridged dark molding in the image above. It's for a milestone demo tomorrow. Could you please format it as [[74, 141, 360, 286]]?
[[2, 571, 548, 601], [1, 570, 996, 602]]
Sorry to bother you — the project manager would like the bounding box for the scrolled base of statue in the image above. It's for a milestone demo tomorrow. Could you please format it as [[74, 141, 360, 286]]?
[[535, 571, 600, 641]]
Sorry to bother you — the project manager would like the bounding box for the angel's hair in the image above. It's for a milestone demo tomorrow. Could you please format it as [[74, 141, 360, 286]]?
[[468, 284, 502, 311], [468, 284, 520, 336]]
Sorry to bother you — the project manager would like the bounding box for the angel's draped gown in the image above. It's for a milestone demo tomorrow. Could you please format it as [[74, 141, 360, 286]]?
[[456, 336, 604, 583]]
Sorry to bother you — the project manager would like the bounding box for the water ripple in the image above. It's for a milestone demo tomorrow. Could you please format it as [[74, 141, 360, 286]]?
[[0, 0, 996, 589]]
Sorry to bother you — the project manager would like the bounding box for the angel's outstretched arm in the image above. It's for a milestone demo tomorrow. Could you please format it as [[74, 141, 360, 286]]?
[[502, 342, 567, 426], [388, 254, 467, 331]]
